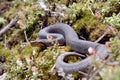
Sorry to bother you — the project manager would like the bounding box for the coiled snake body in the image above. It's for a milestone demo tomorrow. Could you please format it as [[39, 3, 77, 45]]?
[[38, 23, 109, 74]]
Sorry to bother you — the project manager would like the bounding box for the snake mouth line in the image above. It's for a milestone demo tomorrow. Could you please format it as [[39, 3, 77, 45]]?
[[30, 40, 46, 47]]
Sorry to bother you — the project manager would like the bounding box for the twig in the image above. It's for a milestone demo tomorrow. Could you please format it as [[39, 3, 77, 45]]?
[[4, 35, 7, 49], [87, 66, 93, 80], [0, 16, 19, 36], [50, 64, 56, 72], [78, 71, 88, 76], [87, 58, 110, 80], [94, 25, 115, 43], [88, 69, 100, 80], [88, 5, 94, 16], [80, 36, 86, 40], [89, 60, 109, 80], [105, 61, 119, 66], [95, 31, 108, 43], [24, 31, 29, 43], [117, 12, 120, 16]]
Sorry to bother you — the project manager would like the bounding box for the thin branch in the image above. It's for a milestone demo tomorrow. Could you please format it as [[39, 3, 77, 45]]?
[[95, 31, 108, 43], [88, 5, 94, 16], [24, 31, 29, 43], [4, 35, 7, 49], [94, 26, 115, 43], [117, 12, 120, 16], [106, 61, 119, 66], [80, 36, 86, 40], [78, 71, 88, 76], [87, 66, 93, 80], [0, 16, 19, 36], [50, 64, 56, 72], [88, 69, 100, 80]]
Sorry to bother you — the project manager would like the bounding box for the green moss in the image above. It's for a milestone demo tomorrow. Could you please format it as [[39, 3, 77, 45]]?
[[24, 6, 43, 36], [21, 44, 34, 57], [64, 55, 82, 63], [4, 7, 19, 19], [0, 17, 6, 25], [0, 48, 11, 58], [65, 46, 72, 52], [104, 14, 120, 29], [0, 42, 4, 49], [72, 73, 81, 80], [73, 10, 105, 41], [110, 37, 120, 59], [7, 29, 24, 44]]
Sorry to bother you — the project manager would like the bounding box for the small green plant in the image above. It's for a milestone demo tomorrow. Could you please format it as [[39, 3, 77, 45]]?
[[104, 14, 120, 29], [2, 41, 62, 80], [69, 3, 83, 21], [109, 36, 120, 59], [99, 66, 120, 80], [0, 17, 6, 25]]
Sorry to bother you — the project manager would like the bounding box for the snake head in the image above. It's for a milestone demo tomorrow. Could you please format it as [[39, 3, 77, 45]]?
[[30, 40, 46, 47]]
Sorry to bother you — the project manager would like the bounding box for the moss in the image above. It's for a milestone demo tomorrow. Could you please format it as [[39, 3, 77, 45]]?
[[73, 10, 105, 41], [64, 55, 82, 63], [110, 37, 120, 59], [72, 73, 81, 80], [7, 29, 24, 42], [0, 17, 6, 25], [0, 42, 4, 49], [21, 44, 34, 57], [0, 48, 11, 58], [65, 46, 72, 52]]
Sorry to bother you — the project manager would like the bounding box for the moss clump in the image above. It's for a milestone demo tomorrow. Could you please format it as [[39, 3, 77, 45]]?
[[102, 1, 120, 17], [65, 46, 72, 52], [110, 37, 120, 59], [104, 14, 120, 29], [100, 66, 120, 80], [7, 29, 24, 48], [64, 55, 82, 63], [73, 10, 105, 41], [0, 42, 11, 58], [0, 17, 6, 26], [21, 44, 34, 57]]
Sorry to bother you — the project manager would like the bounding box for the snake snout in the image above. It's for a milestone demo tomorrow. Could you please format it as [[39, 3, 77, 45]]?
[[30, 40, 46, 47]]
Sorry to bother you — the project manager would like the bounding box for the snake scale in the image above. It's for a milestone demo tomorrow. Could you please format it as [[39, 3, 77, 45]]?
[[37, 23, 109, 74]]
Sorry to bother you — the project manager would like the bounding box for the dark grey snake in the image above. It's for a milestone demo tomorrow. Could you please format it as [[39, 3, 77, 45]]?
[[35, 23, 109, 74]]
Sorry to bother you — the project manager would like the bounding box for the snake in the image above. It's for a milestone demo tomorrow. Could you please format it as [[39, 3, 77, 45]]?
[[32, 23, 109, 74]]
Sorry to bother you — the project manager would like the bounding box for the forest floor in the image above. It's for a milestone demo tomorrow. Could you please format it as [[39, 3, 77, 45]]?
[[0, 0, 120, 80]]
